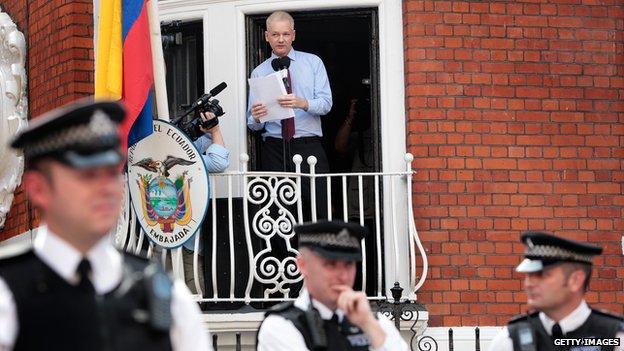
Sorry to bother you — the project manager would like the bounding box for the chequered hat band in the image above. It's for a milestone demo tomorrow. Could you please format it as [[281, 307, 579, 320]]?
[[299, 229, 361, 250], [23, 110, 118, 159], [526, 244, 594, 264]]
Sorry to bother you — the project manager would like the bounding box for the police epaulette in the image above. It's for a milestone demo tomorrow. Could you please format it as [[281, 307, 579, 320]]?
[[592, 308, 624, 322], [508, 311, 539, 325], [0, 241, 33, 262], [265, 301, 295, 316]]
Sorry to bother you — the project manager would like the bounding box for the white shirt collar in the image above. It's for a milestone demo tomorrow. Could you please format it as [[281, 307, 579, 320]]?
[[539, 300, 591, 335], [34, 226, 123, 294], [294, 287, 345, 321]]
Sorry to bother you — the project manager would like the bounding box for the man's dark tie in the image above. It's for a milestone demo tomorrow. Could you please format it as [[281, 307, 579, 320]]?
[[76, 258, 95, 293], [281, 68, 295, 142], [551, 323, 563, 339], [324, 314, 351, 349]]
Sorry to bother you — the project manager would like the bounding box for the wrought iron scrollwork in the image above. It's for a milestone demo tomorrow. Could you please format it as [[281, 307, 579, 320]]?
[[415, 336, 438, 351], [248, 176, 302, 297], [377, 282, 439, 351]]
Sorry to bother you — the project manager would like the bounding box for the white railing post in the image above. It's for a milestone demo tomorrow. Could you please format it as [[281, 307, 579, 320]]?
[[357, 175, 366, 293], [307, 156, 318, 222], [210, 176, 218, 299], [192, 228, 203, 297], [293, 154, 303, 224], [125, 209, 137, 253], [341, 175, 348, 221], [374, 175, 382, 297], [113, 175, 130, 249], [134, 228, 145, 256], [227, 175, 235, 299], [406, 153, 428, 297], [390, 175, 400, 284], [240, 153, 254, 304], [118, 151, 427, 305], [326, 175, 332, 220], [171, 248, 184, 281], [146, 241, 154, 258]]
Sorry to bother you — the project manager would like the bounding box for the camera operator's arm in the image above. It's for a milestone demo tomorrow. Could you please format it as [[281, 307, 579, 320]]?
[[195, 112, 230, 173]]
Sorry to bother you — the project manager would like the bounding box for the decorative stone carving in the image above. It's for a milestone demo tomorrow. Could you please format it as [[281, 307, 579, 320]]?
[[0, 8, 27, 229]]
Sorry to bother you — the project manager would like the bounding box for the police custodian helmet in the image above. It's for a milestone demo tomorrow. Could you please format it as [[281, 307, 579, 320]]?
[[516, 231, 603, 273], [295, 220, 368, 261], [10, 97, 126, 168]]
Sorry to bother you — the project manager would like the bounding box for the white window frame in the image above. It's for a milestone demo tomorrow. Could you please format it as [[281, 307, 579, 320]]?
[[158, 0, 412, 299]]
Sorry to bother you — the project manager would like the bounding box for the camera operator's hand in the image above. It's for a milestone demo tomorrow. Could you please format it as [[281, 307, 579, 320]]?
[[251, 103, 268, 122], [277, 94, 309, 111], [198, 112, 218, 134], [198, 111, 225, 147]]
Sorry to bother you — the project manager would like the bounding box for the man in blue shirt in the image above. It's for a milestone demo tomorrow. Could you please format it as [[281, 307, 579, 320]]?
[[247, 10, 332, 219], [183, 111, 229, 294]]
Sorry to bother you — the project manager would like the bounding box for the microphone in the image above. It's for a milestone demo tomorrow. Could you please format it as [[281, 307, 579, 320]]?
[[271, 57, 292, 93], [189, 82, 227, 110], [271, 56, 291, 71], [171, 82, 227, 124]]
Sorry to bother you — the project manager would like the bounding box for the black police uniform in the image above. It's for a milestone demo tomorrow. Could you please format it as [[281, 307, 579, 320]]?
[[262, 300, 371, 351], [0, 99, 190, 351], [488, 231, 624, 351], [256, 221, 408, 351], [508, 309, 623, 351], [0, 247, 172, 351]]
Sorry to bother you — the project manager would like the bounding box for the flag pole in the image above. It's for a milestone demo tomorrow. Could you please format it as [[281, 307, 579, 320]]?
[[147, 0, 170, 121]]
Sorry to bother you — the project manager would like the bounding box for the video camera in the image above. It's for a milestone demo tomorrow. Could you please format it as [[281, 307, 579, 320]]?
[[171, 82, 227, 141]]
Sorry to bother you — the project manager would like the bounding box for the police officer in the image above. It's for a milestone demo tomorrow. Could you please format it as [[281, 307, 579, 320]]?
[[256, 221, 408, 350], [488, 231, 624, 351], [0, 99, 210, 350]]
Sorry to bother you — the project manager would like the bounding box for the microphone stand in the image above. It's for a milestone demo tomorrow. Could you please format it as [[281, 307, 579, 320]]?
[[283, 137, 288, 172], [281, 72, 290, 172], [272, 57, 292, 172]]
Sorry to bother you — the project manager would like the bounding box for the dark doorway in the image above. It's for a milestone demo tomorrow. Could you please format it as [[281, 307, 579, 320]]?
[[245, 9, 382, 176]]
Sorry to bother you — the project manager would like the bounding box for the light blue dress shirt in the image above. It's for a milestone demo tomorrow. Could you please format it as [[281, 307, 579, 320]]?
[[247, 49, 332, 138], [193, 133, 229, 173], [183, 133, 229, 251]]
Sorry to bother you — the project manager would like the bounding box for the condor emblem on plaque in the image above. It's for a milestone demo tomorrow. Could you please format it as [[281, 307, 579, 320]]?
[[127, 120, 209, 249]]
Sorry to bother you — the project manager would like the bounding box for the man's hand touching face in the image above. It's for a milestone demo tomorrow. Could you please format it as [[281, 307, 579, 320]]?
[[334, 285, 388, 348]]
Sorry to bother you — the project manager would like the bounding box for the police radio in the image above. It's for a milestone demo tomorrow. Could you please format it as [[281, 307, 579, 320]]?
[[305, 300, 328, 350], [144, 263, 173, 331], [509, 321, 537, 351]]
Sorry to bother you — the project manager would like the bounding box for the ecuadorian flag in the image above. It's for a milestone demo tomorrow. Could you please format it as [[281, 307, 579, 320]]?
[[95, 0, 154, 148]]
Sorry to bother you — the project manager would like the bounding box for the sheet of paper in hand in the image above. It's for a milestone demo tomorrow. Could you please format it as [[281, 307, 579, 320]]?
[[248, 70, 294, 122]]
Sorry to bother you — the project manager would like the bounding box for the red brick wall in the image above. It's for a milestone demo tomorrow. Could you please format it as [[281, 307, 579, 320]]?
[[0, 0, 94, 240], [405, 0, 624, 326], [1, 0, 622, 329]]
